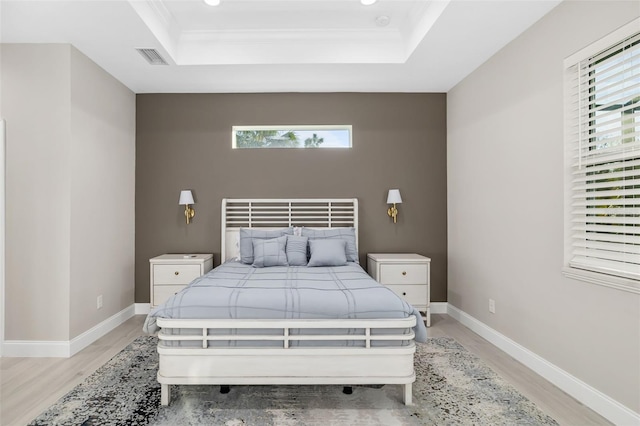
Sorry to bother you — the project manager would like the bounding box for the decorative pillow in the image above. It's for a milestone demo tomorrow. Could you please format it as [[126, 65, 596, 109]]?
[[239, 227, 293, 264], [286, 235, 308, 266], [307, 239, 348, 267], [252, 236, 288, 268], [301, 227, 358, 263]]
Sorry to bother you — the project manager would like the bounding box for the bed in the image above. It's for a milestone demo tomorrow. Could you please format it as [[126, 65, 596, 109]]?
[[144, 198, 427, 406]]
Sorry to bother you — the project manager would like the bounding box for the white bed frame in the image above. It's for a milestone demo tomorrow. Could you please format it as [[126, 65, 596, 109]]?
[[156, 198, 417, 406]]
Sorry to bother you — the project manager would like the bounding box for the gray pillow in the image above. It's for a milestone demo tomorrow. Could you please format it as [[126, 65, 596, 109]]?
[[252, 236, 288, 268], [286, 235, 308, 266], [301, 227, 358, 263], [239, 227, 293, 264], [307, 239, 348, 267]]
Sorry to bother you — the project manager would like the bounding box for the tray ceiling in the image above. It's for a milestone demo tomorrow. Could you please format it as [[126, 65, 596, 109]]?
[[0, 0, 561, 93], [128, 0, 447, 65]]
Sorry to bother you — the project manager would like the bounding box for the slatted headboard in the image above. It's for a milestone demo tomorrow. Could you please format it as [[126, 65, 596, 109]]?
[[221, 198, 358, 262]]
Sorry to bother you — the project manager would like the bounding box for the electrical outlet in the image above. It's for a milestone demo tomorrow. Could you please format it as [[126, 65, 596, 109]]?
[[489, 298, 496, 314], [97, 295, 103, 310]]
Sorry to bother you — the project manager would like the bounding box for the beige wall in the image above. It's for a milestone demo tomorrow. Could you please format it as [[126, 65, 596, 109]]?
[[2, 44, 72, 340], [447, 0, 640, 415], [1, 44, 135, 341], [69, 47, 136, 339], [135, 93, 447, 303]]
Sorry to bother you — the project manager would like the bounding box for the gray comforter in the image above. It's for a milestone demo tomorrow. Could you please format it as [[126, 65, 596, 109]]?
[[144, 261, 427, 342]]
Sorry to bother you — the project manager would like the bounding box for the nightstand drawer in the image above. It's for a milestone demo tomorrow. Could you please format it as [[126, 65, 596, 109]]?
[[385, 284, 427, 307], [153, 285, 187, 306], [379, 264, 427, 285], [153, 264, 201, 285]]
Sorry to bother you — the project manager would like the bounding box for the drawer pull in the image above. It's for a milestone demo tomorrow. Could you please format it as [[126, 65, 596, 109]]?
[[402, 271, 407, 276], [174, 271, 179, 275]]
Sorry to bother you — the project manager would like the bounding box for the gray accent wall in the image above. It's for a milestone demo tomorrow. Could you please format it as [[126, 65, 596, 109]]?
[[135, 93, 447, 303], [447, 1, 639, 415]]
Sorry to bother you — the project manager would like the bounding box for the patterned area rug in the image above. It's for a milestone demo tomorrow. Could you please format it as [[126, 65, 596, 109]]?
[[29, 336, 558, 425]]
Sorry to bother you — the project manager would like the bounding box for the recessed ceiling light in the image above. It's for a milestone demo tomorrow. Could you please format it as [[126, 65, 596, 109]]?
[[361, 0, 377, 5], [375, 15, 390, 27], [203, 0, 220, 6]]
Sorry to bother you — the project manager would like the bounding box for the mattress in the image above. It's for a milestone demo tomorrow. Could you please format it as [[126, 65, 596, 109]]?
[[144, 261, 427, 344]]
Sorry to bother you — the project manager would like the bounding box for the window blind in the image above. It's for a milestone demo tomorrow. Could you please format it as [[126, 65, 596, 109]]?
[[565, 30, 640, 281]]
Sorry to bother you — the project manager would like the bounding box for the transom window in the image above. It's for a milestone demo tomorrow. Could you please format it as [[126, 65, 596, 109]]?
[[232, 125, 352, 149]]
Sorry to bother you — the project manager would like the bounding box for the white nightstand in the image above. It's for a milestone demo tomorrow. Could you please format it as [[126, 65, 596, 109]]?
[[149, 254, 214, 307], [367, 253, 431, 326]]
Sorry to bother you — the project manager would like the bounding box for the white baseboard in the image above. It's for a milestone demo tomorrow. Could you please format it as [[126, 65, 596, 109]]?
[[2, 305, 135, 358], [135, 303, 151, 315], [69, 305, 135, 357], [430, 302, 448, 314], [1, 339, 71, 358], [447, 304, 640, 426]]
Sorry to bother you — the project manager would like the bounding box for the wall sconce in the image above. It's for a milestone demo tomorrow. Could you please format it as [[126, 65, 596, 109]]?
[[179, 190, 195, 225], [387, 189, 402, 224]]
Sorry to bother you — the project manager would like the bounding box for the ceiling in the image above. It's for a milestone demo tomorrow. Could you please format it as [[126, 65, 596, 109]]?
[[0, 0, 561, 93]]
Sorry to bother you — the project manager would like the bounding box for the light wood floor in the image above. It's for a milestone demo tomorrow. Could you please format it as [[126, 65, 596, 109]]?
[[0, 314, 610, 426]]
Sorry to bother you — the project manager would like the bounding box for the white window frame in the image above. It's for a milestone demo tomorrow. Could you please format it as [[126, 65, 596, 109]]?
[[563, 18, 640, 294]]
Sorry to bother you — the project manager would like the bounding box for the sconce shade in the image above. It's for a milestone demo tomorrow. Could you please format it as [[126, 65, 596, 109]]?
[[387, 189, 402, 204], [179, 190, 194, 205]]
